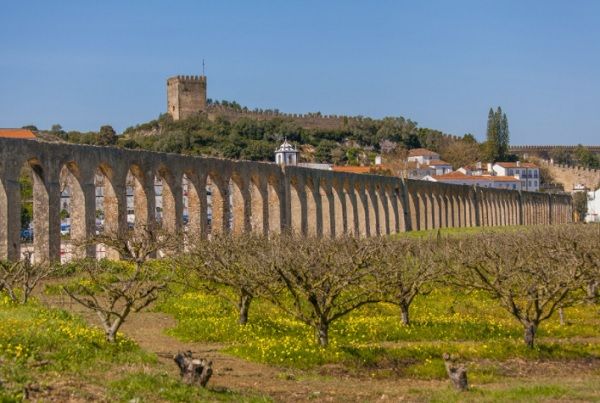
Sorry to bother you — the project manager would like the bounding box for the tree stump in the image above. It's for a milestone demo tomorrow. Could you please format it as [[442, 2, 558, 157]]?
[[173, 351, 213, 388], [442, 353, 468, 391]]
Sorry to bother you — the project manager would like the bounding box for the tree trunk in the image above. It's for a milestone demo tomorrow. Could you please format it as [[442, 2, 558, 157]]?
[[173, 351, 213, 387], [315, 321, 329, 347], [523, 321, 537, 348], [400, 301, 410, 326], [237, 292, 252, 325], [442, 353, 468, 391]]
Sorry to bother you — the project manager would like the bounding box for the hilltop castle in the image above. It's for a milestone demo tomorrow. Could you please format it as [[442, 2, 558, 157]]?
[[167, 75, 207, 120]]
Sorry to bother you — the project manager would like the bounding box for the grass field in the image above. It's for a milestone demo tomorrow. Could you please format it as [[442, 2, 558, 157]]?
[[157, 286, 600, 400], [0, 295, 266, 402]]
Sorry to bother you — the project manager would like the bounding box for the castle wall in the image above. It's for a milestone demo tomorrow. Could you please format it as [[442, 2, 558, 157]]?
[[0, 138, 573, 262]]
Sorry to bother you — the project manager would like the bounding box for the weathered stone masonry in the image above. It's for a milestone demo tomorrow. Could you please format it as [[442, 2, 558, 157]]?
[[0, 138, 573, 261]]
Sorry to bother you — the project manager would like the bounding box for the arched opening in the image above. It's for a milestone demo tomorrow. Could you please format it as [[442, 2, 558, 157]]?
[[267, 178, 282, 234], [155, 167, 180, 233], [355, 186, 368, 237], [19, 159, 60, 263], [126, 166, 151, 231], [343, 184, 357, 236], [18, 162, 35, 262], [249, 176, 265, 234], [319, 182, 333, 237], [332, 186, 344, 237], [289, 180, 303, 234], [59, 162, 92, 262], [229, 175, 248, 234], [306, 179, 318, 236], [378, 187, 391, 235], [183, 173, 204, 238]]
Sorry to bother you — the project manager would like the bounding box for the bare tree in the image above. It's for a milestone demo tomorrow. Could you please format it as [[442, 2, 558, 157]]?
[[0, 253, 56, 304], [258, 236, 380, 347], [445, 229, 587, 348], [373, 238, 438, 325], [177, 233, 275, 325], [63, 226, 178, 342]]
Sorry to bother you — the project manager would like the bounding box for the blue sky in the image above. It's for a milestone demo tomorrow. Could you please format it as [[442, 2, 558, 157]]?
[[1, 1, 599, 145]]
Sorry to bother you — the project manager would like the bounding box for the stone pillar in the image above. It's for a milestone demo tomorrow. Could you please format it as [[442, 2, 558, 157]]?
[[418, 192, 428, 231], [366, 187, 379, 235], [0, 171, 21, 261], [400, 180, 412, 232], [440, 195, 448, 228], [289, 182, 305, 235], [431, 193, 440, 229]]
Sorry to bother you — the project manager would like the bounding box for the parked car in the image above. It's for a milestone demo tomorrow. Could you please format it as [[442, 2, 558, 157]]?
[[60, 224, 71, 236], [20, 228, 33, 242]]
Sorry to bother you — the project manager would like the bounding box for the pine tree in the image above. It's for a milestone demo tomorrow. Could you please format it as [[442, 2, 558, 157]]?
[[484, 107, 510, 162]]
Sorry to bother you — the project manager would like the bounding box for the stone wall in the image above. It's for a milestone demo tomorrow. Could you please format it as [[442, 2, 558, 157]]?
[[511, 145, 600, 157], [0, 138, 573, 262], [540, 160, 600, 191]]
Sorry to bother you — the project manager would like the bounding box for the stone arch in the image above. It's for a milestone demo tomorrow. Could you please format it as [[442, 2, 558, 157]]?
[[332, 184, 345, 237], [206, 173, 228, 234], [267, 176, 283, 234], [182, 172, 205, 238], [127, 164, 154, 230], [343, 182, 357, 236], [249, 174, 267, 234], [289, 177, 305, 235], [25, 158, 60, 262], [305, 177, 318, 236], [60, 161, 95, 260], [156, 165, 182, 234], [318, 179, 334, 237]]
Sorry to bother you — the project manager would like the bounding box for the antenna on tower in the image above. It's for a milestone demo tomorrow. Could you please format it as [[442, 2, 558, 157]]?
[[202, 59, 205, 76]]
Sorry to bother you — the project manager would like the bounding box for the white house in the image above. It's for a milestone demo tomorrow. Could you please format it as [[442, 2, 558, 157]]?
[[407, 148, 453, 178], [585, 188, 600, 223], [492, 162, 540, 191], [424, 171, 522, 190]]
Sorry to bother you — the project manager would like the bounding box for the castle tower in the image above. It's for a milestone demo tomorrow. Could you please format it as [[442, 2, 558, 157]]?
[[167, 75, 207, 120]]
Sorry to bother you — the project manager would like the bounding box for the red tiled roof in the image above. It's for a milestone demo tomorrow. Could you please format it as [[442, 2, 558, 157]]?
[[408, 148, 439, 157], [495, 162, 538, 169], [0, 128, 37, 139], [432, 172, 520, 183]]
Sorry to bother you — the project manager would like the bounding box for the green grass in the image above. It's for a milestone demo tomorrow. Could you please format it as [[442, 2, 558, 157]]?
[[0, 294, 267, 402], [157, 287, 600, 379]]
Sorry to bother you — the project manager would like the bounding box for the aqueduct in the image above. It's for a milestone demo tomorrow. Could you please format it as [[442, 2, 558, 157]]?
[[0, 138, 573, 262]]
